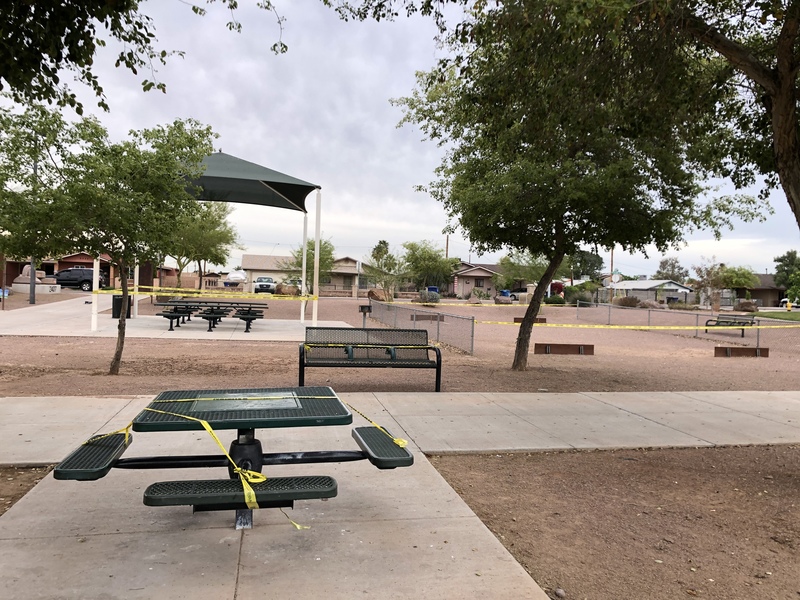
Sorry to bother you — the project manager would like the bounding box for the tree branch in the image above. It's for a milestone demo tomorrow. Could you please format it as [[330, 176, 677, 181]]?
[[675, 10, 778, 95]]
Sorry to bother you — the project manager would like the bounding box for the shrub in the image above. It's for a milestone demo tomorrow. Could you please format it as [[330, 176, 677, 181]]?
[[472, 288, 491, 300], [733, 300, 759, 313], [543, 295, 566, 305], [667, 301, 696, 310], [612, 296, 640, 307], [637, 299, 663, 309], [416, 290, 440, 304]]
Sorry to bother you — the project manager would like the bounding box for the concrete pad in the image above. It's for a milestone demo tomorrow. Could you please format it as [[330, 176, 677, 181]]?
[[495, 392, 632, 417], [520, 413, 712, 449], [0, 528, 240, 600], [237, 517, 547, 600], [399, 414, 570, 453], [375, 392, 508, 417]]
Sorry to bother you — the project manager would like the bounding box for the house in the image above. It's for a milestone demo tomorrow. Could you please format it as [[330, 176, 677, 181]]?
[[240, 254, 294, 284], [241, 253, 370, 296], [453, 262, 501, 297], [730, 273, 785, 307], [606, 279, 693, 303]]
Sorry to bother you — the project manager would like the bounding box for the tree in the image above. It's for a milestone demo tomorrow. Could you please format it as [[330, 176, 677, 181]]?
[[336, 0, 800, 232], [693, 257, 725, 310], [720, 265, 760, 300], [773, 250, 800, 289], [401, 241, 459, 290], [168, 201, 241, 288], [394, 2, 761, 370], [62, 117, 216, 374], [279, 238, 335, 293], [495, 251, 555, 290], [653, 257, 690, 283], [786, 270, 800, 302], [362, 240, 402, 301], [0, 1, 287, 113], [565, 251, 604, 282], [0, 102, 82, 275]]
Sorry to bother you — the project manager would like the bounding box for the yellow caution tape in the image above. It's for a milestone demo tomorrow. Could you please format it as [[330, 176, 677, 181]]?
[[344, 402, 408, 448], [151, 395, 337, 403], [82, 422, 133, 446], [143, 408, 266, 510], [477, 321, 800, 330]]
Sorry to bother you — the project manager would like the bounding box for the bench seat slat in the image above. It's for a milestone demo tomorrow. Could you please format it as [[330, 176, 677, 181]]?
[[143, 475, 337, 508], [54, 433, 132, 481], [352, 426, 413, 469]]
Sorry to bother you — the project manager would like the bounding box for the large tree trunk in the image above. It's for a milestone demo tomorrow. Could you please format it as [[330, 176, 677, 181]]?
[[512, 254, 565, 371], [109, 259, 128, 375]]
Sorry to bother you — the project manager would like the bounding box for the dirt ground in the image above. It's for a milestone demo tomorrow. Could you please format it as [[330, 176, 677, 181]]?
[[0, 292, 799, 599]]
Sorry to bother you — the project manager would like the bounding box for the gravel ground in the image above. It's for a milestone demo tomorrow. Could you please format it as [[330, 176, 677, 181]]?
[[0, 292, 798, 599]]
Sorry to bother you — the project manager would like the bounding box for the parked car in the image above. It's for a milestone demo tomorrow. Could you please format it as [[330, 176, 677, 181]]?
[[53, 267, 107, 291], [779, 297, 798, 308], [508, 288, 528, 301], [253, 276, 276, 294]]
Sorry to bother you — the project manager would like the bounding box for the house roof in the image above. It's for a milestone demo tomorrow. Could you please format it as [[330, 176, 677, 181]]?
[[610, 279, 693, 293], [753, 273, 784, 290], [456, 262, 501, 277]]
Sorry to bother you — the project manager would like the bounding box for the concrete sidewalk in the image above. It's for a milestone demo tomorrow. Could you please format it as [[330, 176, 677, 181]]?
[[1, 390, 799, 599]]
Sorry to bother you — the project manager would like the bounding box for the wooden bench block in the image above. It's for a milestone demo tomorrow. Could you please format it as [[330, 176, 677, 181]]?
[[514, 317, 546, 324], [714, 347, 769, 358], [534, 343, 594, 355], [410, 314, 444, 321]]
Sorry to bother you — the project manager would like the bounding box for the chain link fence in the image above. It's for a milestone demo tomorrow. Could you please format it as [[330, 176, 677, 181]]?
[[368, 300, 475, 354], [576, 301, 800, 355]]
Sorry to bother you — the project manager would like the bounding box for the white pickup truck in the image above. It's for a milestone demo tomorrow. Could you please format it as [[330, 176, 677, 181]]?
[[253, 276, 276, 294]]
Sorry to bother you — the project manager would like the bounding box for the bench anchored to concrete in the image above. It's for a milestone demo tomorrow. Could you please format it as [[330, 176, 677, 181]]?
[[705, 314, 756, 338], [300, 327, 442, 391], [534, 343, 594, 355]]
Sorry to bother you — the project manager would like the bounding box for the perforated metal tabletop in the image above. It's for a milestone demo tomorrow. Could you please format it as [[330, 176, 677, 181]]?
[[132, 386, 352, 432]]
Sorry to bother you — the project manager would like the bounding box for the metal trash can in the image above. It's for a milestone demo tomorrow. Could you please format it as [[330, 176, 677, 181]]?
[[500, 290, 511, 297], [112, 294, 131, 318], [426, 286, 439, 293]]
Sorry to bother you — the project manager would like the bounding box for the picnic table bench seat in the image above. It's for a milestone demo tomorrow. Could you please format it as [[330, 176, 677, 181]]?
[[300, 327, 442, 391], [54, 433, 132, 481], [143, 475, 337, 510], [704, 314, 756, 337], [352, 426, 413, 469]]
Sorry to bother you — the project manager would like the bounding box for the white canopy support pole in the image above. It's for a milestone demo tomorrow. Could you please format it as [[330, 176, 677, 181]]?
[[312, 190, 321, 326], [132, 264, 139, 318], [300, 212, 308, 323], [91, 258, 99, 331]]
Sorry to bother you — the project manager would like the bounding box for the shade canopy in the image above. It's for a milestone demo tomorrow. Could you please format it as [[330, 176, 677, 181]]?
[[195, 152, 320, 213]]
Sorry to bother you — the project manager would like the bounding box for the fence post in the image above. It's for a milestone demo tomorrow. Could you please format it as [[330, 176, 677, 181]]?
[[470, 317, 475, 355], [695, 314, 699, 338], [412, 308, 417, 329], [756, 319, 760, 348], [437, 313, 441, 341], [648, 309, 651, 328], [608, 303, 612, 325]]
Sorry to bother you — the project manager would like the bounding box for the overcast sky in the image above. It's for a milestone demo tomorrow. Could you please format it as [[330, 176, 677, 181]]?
[[67, 0, 799, 277]]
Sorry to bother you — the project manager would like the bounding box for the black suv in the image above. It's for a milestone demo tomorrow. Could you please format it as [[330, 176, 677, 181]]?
[[54, 267, 107, 291]]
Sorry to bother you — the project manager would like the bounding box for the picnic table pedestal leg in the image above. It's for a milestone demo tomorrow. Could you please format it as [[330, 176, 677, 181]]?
[[229, 429, 262, 530]]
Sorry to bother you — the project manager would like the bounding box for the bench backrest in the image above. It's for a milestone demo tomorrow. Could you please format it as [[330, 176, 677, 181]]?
[[304, 327, 432, 362]]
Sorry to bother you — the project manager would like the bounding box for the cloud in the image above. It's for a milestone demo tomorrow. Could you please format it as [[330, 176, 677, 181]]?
[[60, 1, 800, 275]]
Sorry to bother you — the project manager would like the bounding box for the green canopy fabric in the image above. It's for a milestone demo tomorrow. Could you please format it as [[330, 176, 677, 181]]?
[[196, 152, 320, 213]]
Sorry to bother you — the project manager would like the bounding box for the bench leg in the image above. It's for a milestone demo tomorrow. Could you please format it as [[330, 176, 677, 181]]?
[[299, 346, 305, 386], [167, 318, 175, 332], [434, 348, 442, 392], [207, 319, 214, 332], [235, 509, 253, 530]]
